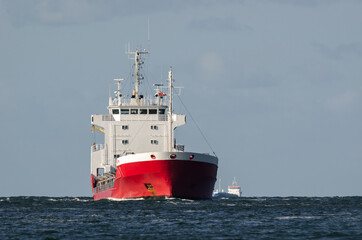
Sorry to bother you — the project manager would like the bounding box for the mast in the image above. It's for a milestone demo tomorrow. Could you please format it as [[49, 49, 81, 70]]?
[[232, 177, 237, 187], [134, 52, 140, 99], [168, 67, 173, 152], [127, 49, 148, 103], [114, 78, 123, 106]]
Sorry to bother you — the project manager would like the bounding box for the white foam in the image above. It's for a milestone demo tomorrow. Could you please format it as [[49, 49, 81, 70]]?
[[106, 197, 145, 201], [71, 197, 90, 202], [248, 198, 267, 202], [180, 198, 195, 202], [276, 216, 321, 220]]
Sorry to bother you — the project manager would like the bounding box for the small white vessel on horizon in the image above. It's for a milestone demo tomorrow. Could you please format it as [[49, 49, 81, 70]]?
[[213, 177, 242, 197]]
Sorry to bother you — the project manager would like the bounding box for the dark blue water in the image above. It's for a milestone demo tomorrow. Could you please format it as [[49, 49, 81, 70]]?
[[1, 197, 361, 239]]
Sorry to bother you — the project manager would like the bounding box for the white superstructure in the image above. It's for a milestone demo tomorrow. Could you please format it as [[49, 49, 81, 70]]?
[[91, 50, 185, 177], [213, 177, 242, 197], [227, 177, 242, 197]]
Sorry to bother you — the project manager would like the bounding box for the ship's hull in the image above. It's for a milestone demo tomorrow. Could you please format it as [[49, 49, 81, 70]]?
[[213, 192, 240, 198], [92, 152, 218, 201]]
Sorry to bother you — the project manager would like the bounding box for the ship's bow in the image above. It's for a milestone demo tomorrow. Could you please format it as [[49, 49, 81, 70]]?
[[112, 152, 218, 199]]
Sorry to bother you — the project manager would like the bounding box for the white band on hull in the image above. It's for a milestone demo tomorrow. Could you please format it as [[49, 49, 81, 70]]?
[[116, 152, 218, 166]]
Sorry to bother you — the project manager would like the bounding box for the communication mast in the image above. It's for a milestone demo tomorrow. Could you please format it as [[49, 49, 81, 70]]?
[[127, 49, 148, 103]]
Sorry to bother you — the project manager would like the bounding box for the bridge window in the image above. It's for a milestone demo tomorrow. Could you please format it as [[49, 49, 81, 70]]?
[[122, 125, 128, 130], [97, 168, 104, 176], [151, 125, 158, 130], [140, 109, 147, 114], [122, 140, 129, 145], [149, 109, 157, 114], [151, 140, 159, 145], [112, 109, 119, 114], [131, 109, 138, 114], [159, 109, 165, 114], [121, 109, 129, 114]]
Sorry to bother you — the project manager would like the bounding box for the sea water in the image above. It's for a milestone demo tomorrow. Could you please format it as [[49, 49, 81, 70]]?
[[1, 196, 361, 239]]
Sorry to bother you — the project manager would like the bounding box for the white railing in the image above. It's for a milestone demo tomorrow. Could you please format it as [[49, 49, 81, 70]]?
[[102, 114, 114, 121], [91, 144, 105, 152], [110, 96, 167, 107], [158, 115, 167, 121]]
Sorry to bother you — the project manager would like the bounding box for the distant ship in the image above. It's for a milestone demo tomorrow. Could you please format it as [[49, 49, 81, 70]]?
[[213, 177, 242, 197], [90, 48, 218, 200]]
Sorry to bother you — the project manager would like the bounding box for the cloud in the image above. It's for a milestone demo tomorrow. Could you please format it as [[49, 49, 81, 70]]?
[[199, 52, 224, 80], [325, 91, 359, 112], [237, 71, 279, 89], [189, 17, 252, 33], [1, 0, 232, 27], [268, 0, 341, 7], [197, 52, 278, 90], [312, 42, 362, 60], [1, 0, 100, 26]]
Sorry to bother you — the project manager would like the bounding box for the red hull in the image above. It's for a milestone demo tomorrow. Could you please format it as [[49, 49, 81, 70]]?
[[92, 159, 217, 200]]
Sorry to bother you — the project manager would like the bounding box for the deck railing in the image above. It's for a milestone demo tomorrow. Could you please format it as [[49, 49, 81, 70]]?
[[102, 114, 114, 121], [91, 144, 105, 152], [93, 176, 115, 194]]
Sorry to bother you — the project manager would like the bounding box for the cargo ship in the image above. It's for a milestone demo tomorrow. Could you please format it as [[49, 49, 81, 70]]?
[[213, 177, 242, 197], [90, 49, 218, 200]]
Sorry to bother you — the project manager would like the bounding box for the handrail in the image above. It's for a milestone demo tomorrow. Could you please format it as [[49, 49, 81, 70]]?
[[91, 144, 105, 152]]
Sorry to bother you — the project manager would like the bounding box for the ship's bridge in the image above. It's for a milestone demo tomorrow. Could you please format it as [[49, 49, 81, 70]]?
[[108, 106, 168, 122], [106, 90, 169, 121]]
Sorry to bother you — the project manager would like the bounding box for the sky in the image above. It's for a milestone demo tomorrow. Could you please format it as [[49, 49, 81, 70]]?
[[1, 0, 361, 197]]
